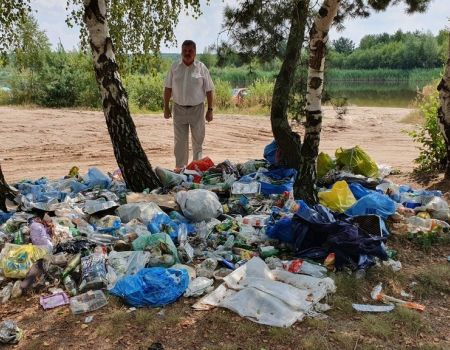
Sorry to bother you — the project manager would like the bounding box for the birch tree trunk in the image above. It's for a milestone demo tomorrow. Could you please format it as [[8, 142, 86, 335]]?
[[83, 0, 161, 192], [437, 32, 450, 178], [294, 0, 339, 204], [270, 0, 309, 168]]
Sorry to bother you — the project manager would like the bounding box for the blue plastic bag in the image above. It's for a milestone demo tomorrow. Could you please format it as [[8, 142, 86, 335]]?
[[266, 215, 295, 243], [110, 267, 189, 307], [349, 183, 374, 200], [241, 168, 297, 196], [0, 211, 14, 224], [83, 167, 112, 189], [345, 193, 396, 219], [263, 140, 278, 165], [147, 213, 179, 241]]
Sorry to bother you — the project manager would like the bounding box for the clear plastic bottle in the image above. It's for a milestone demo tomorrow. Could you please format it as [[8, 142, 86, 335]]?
[[63, 275, 77, 296]]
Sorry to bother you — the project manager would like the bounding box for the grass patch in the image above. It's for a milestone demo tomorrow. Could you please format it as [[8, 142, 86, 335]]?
[[361, 314, 393, 340], [414, 264, 450, 298], [135, 308, 157, 326], [331, 332, 358, 350], [96, 309, 132, 340], [365, 265, 407, 295], [332, 273, 365, 300], [389, 307, 427, 336], [303, 317, 328, 331], [300, 331, 331, 350], [267, 326, 295, 341]]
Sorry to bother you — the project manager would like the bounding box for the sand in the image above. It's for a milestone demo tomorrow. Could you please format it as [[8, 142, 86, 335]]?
[[0, 105, 418, 182]]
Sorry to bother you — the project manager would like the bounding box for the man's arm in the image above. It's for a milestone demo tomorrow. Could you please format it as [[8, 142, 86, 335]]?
[[206, 90, 213, 122], [164, 87, 172, 119]]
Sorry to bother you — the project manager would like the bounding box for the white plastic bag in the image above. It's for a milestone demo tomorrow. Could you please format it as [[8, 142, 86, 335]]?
[[116, 202, 164, 223], [176, 189, 223, 222]]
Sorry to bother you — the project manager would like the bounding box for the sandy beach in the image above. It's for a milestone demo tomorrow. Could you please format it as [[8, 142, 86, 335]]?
[[0, 105, 418, 182]]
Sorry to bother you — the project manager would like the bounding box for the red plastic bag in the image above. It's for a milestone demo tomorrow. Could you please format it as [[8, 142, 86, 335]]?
[[186, 157, 214, 183]]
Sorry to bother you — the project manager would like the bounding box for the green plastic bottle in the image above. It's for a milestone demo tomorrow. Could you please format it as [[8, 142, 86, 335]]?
[[13, 231, 24, 245]]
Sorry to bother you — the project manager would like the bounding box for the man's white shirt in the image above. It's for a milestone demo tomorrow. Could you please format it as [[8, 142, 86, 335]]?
[[165, 60, 214, 106]]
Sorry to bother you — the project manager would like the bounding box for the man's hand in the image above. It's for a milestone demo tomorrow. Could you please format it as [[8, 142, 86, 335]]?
[[164, 107, 172, 119], [206, 110, 213, 122]]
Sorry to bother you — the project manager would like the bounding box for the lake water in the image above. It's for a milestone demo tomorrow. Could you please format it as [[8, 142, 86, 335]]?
[[325, 81, 427, 108]]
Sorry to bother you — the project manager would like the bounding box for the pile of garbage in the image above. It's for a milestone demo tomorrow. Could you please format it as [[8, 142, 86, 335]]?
[[1, 142, 449, 333]]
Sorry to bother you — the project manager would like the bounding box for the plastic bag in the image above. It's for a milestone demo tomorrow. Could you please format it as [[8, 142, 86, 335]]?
[[79, 253, 108, 291], [186, 157, 215, 183], [318, 180, 356, 213], [155, 167, 187, 188], [84, 199, 118, 215], [242, 168, 297, 196], [335, 146, 379, 178], [117, 202, 164, 224], [263, 140, 279, 165], [176, 189, 223, 222], [345, 192, 396, 219], [83, 167, 112, 189], [110, 267, 189, 307], [0, 320, 23, 344], [1, 244, 48, 279], [349, 182, 374, 200], [147, 212, 179, 240], [238, 159, 268, 176], [30, 221, 53, 251], [317, 152, 335, 178], [132, 232, 179, 265], [266, 216, 294, 243], [184, 277, 214, 297], [107, 251, 151, 287]]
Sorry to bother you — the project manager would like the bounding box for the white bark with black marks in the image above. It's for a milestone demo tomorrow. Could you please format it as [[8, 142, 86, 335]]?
[[295, 0, 339, 203], [438, 31, 450, 178], [83, 0, 161, 192]]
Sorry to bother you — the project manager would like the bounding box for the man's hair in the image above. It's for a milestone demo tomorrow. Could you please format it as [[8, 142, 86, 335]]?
[[182, 40, 196, 50]]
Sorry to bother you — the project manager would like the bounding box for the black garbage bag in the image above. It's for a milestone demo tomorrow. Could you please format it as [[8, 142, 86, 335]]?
[[292, 201, 388, 270]]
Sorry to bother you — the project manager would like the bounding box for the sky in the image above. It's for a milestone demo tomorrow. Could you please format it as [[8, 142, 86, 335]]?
[[32, 0, 449, 53]]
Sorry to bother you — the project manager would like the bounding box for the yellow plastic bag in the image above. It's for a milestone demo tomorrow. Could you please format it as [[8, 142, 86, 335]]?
[[1, 244, 48, 279], [318, 180, 356, 213], [335, 146, 379, 178], [317, 152, 335, 178]]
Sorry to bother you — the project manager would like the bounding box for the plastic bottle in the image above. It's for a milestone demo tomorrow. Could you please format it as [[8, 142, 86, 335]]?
[[61, 253, 81, 279], [223, 235, 235, 249], [13, 231, 24, 245], [63, 275, 77, 296]]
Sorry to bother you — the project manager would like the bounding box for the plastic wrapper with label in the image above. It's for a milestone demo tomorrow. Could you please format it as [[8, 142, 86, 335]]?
[[79, 252, 108, 292]]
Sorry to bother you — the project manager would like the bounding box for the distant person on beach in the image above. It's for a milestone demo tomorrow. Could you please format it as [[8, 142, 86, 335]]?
[[163, 39, 214, 170]]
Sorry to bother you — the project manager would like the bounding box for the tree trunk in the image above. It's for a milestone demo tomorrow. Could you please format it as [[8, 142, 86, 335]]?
[[438, 32, 450, 178], [294, 0, 340, 204], [0, 163, 15, 212], [83, 0, 161, 192], [270, 0, 309, 169]]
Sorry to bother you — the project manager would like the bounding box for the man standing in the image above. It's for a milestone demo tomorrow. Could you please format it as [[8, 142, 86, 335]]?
[[164, 40, 214, 170]]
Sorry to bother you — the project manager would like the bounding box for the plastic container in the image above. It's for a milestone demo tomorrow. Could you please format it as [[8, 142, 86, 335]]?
[[70, 290, 108, 314], [40, 292, 70, 310]]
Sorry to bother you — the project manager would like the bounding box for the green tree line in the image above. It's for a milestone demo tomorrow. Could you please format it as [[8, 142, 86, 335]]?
[[0, 16, 447, 112], [329, 30, 448, 70]]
